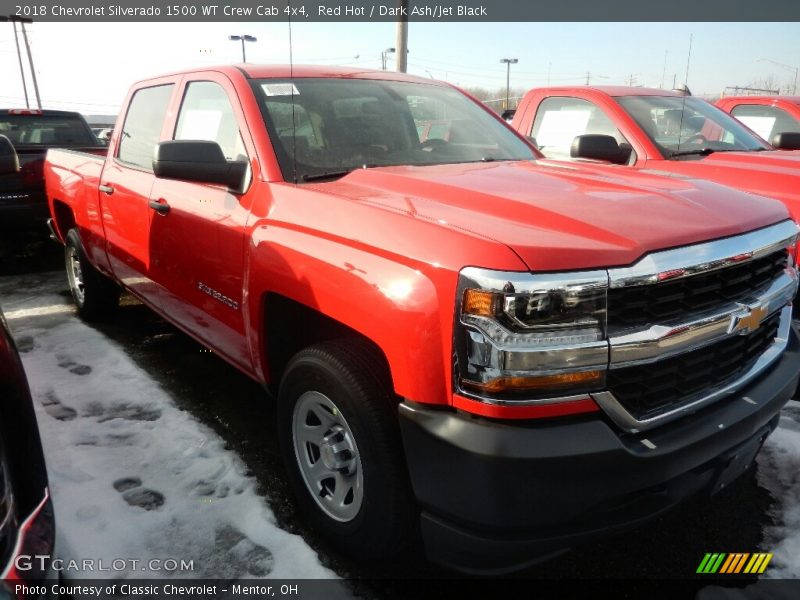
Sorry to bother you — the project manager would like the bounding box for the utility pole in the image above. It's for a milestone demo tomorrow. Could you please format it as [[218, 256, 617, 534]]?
[[661, 50, 668, 89], [394, 0, 408, 73], [500, 58, 518, 110], [586, 71, 591, 85], [9, 16, 39, 109], [547, 61, 551, 86], [8, 18, 30, 108]]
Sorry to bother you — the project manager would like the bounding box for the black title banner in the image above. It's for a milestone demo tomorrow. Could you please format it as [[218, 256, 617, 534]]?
[[0, 0, 799, 22]]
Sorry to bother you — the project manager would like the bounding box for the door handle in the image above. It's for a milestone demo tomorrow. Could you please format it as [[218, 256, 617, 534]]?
[[149, 199, 170, 215], [99, 184, 114, 195]]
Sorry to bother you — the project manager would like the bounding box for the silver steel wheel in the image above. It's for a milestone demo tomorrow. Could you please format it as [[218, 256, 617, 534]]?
[[292, 390, 364, 523], [66, 245, 85, 305]]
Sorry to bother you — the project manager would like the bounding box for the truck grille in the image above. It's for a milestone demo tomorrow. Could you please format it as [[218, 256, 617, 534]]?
[[607, 312, 781, 421], [607, 249, 788, 330]]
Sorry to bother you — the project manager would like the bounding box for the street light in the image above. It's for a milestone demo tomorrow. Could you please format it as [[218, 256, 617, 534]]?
[[500, 58, 519, 110], [757, 58, 798, 95], [381, 47, 395, 71], [229, 34, 257, 63]]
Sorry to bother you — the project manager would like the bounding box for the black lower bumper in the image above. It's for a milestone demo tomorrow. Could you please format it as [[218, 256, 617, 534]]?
[[399, 329, 800, 574]]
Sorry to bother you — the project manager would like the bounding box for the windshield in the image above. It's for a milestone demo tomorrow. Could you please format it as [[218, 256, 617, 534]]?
[[251, 78, 535, 182], [615, 96, 770, 157], [0, 114, 98, 147]]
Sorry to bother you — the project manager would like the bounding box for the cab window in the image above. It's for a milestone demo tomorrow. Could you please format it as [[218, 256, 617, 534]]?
[[531, 96, 631, 160], [118, 84, 174, 170], [175, 81, 247, 161], [730, 104, 800, 143]]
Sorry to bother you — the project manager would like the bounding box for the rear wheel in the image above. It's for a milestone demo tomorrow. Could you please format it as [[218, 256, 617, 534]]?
[[277, 339, 417, 560], [65, 228, 120, 321]]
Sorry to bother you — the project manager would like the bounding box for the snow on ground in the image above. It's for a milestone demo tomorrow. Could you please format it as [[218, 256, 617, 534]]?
[[757, 403, 800, 579], [1, 272, 347, 586]]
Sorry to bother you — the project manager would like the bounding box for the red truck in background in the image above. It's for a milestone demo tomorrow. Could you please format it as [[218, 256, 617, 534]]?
[[716, 96, 800, 149], [44, 66, 800, 573], [511, 87, 800, 233]]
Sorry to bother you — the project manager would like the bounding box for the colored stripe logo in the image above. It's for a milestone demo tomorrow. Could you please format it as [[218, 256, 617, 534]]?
[[697, 553, 773, 574]]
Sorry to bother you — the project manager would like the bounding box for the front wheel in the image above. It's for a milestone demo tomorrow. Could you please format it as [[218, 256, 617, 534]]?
[[277, 339, 417, 560], [65, 228, 120, 321]]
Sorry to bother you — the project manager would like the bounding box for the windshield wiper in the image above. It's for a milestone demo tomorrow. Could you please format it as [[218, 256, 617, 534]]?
[[669, 148, 717, 158], [300, 164, 382, 183], [300, 170, 354, 182]]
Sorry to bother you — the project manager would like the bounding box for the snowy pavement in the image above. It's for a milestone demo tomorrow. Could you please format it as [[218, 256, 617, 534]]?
[[757, 403, 800, 578], [1, 271, 347, 587], [2, 268, 800, 584]]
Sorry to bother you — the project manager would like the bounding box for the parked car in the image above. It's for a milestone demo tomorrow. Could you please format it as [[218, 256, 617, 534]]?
[[0, 109, 104, 233], [44, 66, 800, 573], [0, 306, 55, 591], [510, 87, 800, 236], [716, 96, 800, 149]]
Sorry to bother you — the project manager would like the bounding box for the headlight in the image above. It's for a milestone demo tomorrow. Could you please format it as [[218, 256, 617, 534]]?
[[455, 267, 609, 400]]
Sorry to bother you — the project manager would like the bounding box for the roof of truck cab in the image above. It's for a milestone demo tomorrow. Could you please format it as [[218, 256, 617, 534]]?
[[718, 95, 800, 105], [535, 86, 684, 97], [145, 64, 440, 84]]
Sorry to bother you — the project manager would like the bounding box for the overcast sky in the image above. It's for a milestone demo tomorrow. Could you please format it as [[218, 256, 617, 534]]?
[[0, 21, 798, 114]]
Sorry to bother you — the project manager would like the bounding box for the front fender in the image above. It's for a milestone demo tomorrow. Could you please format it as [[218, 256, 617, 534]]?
[[246, 225, 452, 405]]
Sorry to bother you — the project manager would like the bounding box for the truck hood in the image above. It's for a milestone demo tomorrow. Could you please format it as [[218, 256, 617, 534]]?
[[318, 160, 789, 271], [646, 150, 800, 218]]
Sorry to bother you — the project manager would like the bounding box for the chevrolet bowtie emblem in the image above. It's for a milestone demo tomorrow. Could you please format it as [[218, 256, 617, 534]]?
[[730, 303, 769, 335]]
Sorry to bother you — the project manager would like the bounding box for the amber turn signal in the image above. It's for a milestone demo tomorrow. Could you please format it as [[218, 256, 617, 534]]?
[[462, 370, 603, 393], [463, 289, 501, 317]]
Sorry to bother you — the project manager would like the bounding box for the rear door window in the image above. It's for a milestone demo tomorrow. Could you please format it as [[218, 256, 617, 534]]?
[[118, 84, 174, 170]]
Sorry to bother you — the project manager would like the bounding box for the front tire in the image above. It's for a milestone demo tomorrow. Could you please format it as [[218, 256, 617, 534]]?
[[65, 228, 120, 321], [277, 339, 417, 560]]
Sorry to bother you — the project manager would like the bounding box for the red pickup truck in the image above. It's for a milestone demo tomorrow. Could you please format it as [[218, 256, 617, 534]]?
[[44, 66, 800, 573], [716, 96, 800, 148], [511, 87, 800, 229]]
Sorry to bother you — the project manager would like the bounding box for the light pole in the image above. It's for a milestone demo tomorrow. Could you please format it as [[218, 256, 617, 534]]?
[[229, 34, 257, 63], [500, 58, 518, 110], [757, 58, 798, 95], [381, 47, 395, 71]]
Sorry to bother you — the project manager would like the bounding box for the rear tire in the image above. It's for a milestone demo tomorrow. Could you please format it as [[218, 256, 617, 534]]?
[[277, 339, 417, 561], [65, 228, 120, 321]]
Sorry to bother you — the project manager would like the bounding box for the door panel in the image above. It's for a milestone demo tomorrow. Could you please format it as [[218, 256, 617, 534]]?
[[147, 77, 254, 372], [101, 83, 175, 305]]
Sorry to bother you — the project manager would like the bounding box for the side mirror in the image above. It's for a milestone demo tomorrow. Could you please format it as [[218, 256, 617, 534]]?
[[0, 134, 20, 175], [526, 135, 539, 149], [153, 140, 247, 189], [570, 134, 626, 165], [771, 132, 800, 151]]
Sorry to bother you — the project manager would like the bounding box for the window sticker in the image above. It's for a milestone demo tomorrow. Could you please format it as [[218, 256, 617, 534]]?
[[261, 83, 300, 97], [177, 110, 222, 140], [536, 110, 591, 151], [736, 116, 776, 141]]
